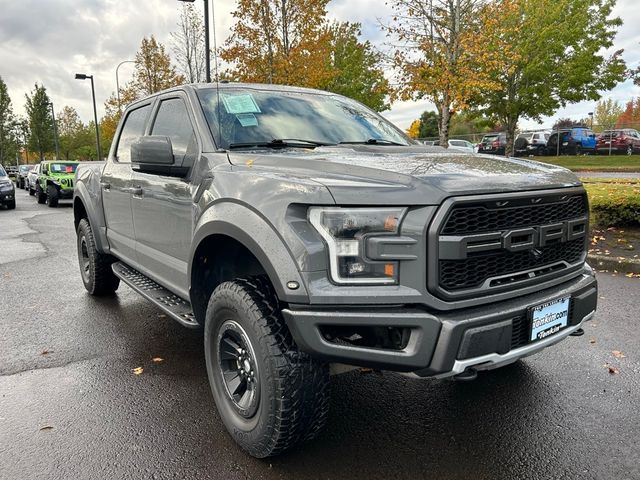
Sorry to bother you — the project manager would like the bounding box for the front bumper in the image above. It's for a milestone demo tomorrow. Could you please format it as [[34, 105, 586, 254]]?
[[58, 188, 74, 199], [0, 190, 15, 204], [282, 269, 597, 377]]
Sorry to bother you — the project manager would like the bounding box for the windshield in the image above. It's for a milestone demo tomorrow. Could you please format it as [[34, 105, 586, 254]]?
[[197, 87, 411, 150], [19, 165, 33, 173], [0, 166, 6, 176], [49, 163, 78, 174]]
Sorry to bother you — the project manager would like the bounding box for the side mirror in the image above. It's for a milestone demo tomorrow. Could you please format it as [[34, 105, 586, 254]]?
[[131, 136, 189, 177]]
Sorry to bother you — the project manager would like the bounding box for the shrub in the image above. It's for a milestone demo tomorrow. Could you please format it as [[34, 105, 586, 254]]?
[[583, 180, 640, 228]]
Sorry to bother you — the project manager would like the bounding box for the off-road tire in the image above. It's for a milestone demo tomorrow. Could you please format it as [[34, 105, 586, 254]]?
[[6, 200, 16, 210], [36, 184, 46, 204], [28, 185, 35, 196], [46, 184, 59, 208], [205, 276, 330, 458], [76, 218, 120, 295]]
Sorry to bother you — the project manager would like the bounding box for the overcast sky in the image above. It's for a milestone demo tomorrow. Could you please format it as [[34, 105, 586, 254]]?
[[1, 0, 639, 132]]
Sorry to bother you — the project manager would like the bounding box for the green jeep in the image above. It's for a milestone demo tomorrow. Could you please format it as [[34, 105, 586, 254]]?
[[35, 161, 79, 207]]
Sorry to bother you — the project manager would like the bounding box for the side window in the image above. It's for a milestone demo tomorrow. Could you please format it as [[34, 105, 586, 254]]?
[[116, 105, 151, 163], [151, 98, 197, 166]]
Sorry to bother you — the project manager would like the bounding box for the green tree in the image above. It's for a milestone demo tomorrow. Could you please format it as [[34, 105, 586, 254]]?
[[418, 111, 439, 138], [473, 0, 626, 156], [57, 106, 85, 160], [0, 76, 17, 165], [322, 22, 390, 112], [25, 83, 55, 161], [593, 98, 623, 131]]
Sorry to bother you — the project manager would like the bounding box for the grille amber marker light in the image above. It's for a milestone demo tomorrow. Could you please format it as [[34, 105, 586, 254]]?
[[384, 264, 395, 277], [384, 214, 398, 232]]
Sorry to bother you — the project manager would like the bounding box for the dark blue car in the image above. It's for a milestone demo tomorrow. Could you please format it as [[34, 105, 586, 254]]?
[[547, 126, 596, 155]]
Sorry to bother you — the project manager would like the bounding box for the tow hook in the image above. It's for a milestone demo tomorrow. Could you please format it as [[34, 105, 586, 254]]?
[[453, 368, 478, 382], [570, 328, 585, 337]]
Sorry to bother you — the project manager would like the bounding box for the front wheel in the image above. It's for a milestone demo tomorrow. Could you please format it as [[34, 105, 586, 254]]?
[[46, 185, 59, 207], [6, 200, 16, 210], [76, 218, 120, 295], [205, 276, 330, 458]]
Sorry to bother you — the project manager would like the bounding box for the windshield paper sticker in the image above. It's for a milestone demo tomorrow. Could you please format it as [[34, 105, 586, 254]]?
[[236, 113, 258, 127], [222, 94, 261, 114]]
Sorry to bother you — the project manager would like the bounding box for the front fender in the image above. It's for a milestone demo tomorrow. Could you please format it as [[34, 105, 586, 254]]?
[[74, 174, 109, 254], [190, 202, 309, 303]]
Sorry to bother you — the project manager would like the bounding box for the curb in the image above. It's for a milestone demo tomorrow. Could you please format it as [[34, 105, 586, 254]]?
[[588, 254, 640, 274]]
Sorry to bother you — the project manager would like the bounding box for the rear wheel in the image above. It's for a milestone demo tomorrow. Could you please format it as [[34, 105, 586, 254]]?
[[205, 276, 330, 458], [46, 185, 59, 208], [626, 145, 633, 156], [76, 218, 120, 295], [28, 184, 35, 196], [6, 200, 16, 210], [36, 184, 46, 204]]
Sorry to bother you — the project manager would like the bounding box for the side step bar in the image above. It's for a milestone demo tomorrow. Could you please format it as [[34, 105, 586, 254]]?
[[112, 262, 200, 329]]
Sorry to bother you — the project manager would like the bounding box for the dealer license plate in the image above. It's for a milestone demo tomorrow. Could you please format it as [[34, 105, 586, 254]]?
[[529, 297, 570, 342]]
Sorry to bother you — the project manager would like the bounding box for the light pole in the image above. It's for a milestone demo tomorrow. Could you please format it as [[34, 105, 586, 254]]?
[[178, 0, 211, 83], [116, 60, 135, 111], [45, 102, 60, 159], [588, 112, 594, 130], [75, 73, 102, 161]]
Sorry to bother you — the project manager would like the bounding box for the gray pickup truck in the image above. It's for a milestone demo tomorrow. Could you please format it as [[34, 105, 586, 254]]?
[[74, 83, 597, 457]]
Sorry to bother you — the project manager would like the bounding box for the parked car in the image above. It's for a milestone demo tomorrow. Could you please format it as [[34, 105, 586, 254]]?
[[479, 132, 507, 155], [35, 161, 79, 207], [0, 164, 16, 209], [74, 83, 596, 458], [16, 164, 35, 189], [514, 131, 549, 156], [546, 126, 596, 155], [423, 140, 440, 146], [5, 164, 18, 180], [448, 139, 476, 153], [595, 129, 640, 155], [26, 163, 40, 196]]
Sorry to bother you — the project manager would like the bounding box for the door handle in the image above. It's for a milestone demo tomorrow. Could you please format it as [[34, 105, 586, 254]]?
[[130, 186, 143, 196]]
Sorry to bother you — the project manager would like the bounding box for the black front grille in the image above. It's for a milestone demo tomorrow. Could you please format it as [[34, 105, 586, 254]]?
[[437, 193, 588, 294], [439, 238, 585, 291], [442, 195, 587, 235]]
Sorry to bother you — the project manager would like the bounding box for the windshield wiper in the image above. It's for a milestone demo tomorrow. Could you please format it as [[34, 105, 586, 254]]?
[[228, 138, 333, 150], [337, 138, 406, 146]]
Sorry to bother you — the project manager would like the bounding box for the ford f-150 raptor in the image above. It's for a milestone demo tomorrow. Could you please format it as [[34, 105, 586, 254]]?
[[73, 83, 597, 458]]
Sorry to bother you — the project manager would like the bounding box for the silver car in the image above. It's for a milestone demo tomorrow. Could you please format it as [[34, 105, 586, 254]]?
[[26, 163, 40, 195]]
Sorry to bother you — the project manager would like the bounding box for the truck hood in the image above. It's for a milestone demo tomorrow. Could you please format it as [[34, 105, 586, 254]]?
[[227, 146, 582, 205]]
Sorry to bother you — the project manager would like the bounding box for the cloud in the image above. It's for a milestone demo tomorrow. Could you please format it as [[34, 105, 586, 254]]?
[[0, 0, 638, 133]]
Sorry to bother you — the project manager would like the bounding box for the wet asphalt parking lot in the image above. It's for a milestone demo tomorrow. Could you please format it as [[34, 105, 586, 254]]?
[[1, 186, 639, 480]]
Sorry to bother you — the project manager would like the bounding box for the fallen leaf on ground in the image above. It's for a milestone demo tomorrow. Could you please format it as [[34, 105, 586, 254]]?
[[132, 367, 144, 375], [612, 350, 626, 359], [39, 426, 53, 431], [589, 338, 596, 344], [608, 366, 619, 375], [40, 350, 53, 355], [359, 367, 373, 374], [152, 357, 164, 363]]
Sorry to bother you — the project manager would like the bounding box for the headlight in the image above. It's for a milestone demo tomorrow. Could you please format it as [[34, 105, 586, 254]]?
[[308, 207, 406, 285]]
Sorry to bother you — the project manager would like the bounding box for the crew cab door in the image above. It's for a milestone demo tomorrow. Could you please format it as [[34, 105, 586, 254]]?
[[102, 102, 153, 265], [130, 94, 197, 297]]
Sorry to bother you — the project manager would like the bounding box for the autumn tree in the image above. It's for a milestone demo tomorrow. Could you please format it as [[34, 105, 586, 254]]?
[[321, 22, 390, 111], [25, 83, 55, 160], [593, 98, 623, 131], [0, 76, 17, 165], [171, 2, 208, 83], [131, 36, 186, 97], [472, 0, 625, 156], [616, 98, 640, 128], [221, 0, 334, 88], [406, 119, 421, 138], [386, 0, 509, 147]]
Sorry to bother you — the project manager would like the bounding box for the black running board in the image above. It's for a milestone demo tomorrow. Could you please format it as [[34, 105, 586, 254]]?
[[112, 262, 199, 328]]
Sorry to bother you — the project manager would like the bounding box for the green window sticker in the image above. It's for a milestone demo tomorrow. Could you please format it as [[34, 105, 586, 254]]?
[[236, 113, 258, 127], [221, 94, 261, 114]]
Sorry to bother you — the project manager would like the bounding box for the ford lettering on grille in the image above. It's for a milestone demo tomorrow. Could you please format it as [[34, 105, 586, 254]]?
[[439, 218, 588, 260]]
